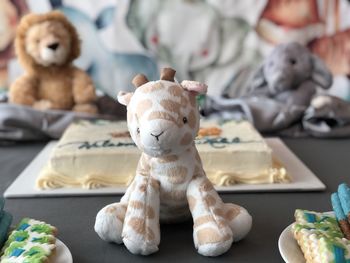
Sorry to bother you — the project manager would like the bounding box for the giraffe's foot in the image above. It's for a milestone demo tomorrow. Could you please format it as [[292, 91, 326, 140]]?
[[193, 224, 233, 257], [224, 203, 252, 242], [123, 236, 159, 256], [197, 238, 233, 257], [94, 202, 127, 244]]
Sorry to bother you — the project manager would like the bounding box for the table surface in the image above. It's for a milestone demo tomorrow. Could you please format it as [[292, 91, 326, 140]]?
[[1, 138, 349, 263]]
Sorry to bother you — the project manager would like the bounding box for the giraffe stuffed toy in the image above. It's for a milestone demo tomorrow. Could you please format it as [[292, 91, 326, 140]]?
[[94, 68, 252, 256]]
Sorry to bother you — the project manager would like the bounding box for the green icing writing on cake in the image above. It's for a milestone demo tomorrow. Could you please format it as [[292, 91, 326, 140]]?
[[196, 137, 260, 149], [59, 139, 136, 150], [58, 137, 261, 150]]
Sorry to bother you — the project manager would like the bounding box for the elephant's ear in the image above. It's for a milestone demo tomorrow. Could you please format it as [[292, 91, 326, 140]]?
[[250, 64, 267, 91], [311, 54, 333, 89]]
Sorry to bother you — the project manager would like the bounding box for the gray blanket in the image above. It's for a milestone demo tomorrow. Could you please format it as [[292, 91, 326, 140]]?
[[0, 104, 112, 141], [201, 95, 350, 138], [302, 95, 350, 138], [1, 94, 350, 141]]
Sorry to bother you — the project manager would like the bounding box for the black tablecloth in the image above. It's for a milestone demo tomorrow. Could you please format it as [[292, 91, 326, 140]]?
[[1, 138, 350, 262]]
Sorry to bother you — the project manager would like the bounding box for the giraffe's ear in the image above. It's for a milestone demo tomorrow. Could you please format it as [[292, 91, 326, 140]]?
[[181, 80, 208, 95], [117, 91, 134, 106]]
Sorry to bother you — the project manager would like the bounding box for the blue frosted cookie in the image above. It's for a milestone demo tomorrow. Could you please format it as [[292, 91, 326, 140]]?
[[331, 192, 350, 239], [338, 183, 350, 217]]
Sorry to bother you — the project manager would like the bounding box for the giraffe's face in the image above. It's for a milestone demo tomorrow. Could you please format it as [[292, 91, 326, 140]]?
[[122, 80, 200, 157]]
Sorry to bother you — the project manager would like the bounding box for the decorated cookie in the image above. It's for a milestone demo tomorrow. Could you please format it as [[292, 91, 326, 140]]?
[[331, 192, 350, 239], [293, 184, 350, 262], [0, 218, 57, 263], [293, 210, 350, 263], [338, 183, 350, 218], [330, 183, 350, 239]]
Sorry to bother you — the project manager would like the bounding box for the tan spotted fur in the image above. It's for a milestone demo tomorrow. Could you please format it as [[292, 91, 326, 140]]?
[[95, 68, 252, 256]]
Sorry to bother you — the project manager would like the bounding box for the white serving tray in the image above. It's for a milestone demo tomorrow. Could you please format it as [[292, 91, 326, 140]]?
[[4, 138, 325, 198]]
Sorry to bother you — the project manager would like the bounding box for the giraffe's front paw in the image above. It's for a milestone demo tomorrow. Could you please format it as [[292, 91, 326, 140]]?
[[197, 239, 233, 257], [194, 227, 233, 257], [224, 204, 252, 242], [94, 203, 126, 244], [123, 236, 159, 255]]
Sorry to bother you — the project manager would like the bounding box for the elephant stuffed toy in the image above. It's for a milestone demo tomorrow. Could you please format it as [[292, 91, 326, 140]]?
[[247, 42, 333, 132]]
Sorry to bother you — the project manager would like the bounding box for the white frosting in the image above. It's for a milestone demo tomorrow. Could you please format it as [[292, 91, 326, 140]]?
[[36, 120, 289, 189]]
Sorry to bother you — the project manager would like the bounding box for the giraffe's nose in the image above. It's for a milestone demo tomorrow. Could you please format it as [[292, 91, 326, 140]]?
[[150, 131, 164, 141]]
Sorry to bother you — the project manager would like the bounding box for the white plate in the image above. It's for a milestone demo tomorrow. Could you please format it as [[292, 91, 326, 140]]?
[[53, 239, 73, 263], [278, 224, 305, 263], [3, 138, 326, 198]]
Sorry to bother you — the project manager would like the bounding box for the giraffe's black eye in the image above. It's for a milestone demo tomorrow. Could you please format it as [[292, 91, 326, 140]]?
[[137, 128, 140, 134], [183, 117, 188, 124], [289, 58, 297, 65]]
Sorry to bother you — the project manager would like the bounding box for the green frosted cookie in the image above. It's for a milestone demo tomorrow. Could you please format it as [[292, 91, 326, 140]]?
[[0, 218, 57, 263], [293, 210, 350, 263]]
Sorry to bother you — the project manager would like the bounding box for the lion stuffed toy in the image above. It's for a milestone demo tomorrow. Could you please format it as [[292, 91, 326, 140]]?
[[9, 11, 98, 114]]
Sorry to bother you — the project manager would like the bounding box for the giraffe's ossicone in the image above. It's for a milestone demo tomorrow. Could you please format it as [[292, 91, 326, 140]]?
[[94, 68, 252, 256]]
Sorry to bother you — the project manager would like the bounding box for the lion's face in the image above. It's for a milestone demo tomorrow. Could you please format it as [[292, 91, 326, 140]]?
[[25, 20, 71, 67]]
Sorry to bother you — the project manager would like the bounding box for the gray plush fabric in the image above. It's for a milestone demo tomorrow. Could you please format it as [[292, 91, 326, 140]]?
[[200, 42, 350, 137], [0, 104, 111, 141], [245, 42, 333, 132], [303, 95, 350, 138], [251, 42, 332, 96], [201, 94, 350, 137]]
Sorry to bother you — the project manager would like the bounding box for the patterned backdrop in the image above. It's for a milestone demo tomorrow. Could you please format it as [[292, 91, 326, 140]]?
[[1, 0, 350, 101]]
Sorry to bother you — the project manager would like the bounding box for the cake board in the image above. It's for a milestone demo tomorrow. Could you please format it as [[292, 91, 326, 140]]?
[[4, 138, 326, 198]]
